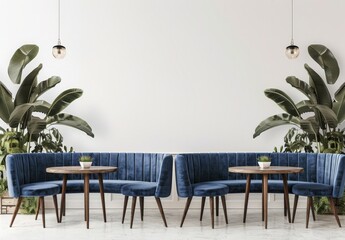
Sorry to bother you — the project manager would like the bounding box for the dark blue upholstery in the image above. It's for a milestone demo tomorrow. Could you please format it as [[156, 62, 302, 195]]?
[[292, 183, 333, 197], [21, 183, 60, 197], [175, 153, 345, 198], [6, 153, 173, 199], [121, 183, 157, 196], [192, 183, 228, 197]]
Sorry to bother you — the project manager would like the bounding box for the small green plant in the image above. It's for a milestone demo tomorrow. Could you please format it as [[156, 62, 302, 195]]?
[[257, 155, 271, 162], [79, 155, 92, 162]]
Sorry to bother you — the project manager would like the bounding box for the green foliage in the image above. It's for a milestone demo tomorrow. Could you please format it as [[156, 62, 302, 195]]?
[[0, 44, 94, 213], [257, 155, 271, 162], [314, 196, 345, 215], [19, 197, 37, 215], [274, 128, 314, 153], [79, 155, 92, 162], [254, 44, 344, 154]]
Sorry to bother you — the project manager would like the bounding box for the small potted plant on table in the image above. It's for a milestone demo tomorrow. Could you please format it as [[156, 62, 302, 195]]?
[[79, 155, 93, 169], [257, 155, 271, 169]]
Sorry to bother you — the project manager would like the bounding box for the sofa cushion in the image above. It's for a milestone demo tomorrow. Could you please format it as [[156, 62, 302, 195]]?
[[201, 180, 311, 194], [121, 182, 157, 196], [21, 183, 60, 197], [292, 183, 333, 197], [47, 180, 142, 194], [192, 183, 228, 197]]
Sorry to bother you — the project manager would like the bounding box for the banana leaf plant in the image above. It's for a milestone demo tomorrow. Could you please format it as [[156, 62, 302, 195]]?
[[0, 44, 94, 208], [253, 44, 345, 153], [0, 44, 94, 154]]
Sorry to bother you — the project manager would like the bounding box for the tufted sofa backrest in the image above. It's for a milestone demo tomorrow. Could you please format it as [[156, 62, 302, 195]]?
[[176, 153, 317, 183], [6, 152, 172, 198]]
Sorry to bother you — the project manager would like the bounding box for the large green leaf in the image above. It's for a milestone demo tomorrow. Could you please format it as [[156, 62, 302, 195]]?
[[296, 100, 313, 114], [47, 89, 83, 116], [14, 64, 42, 106], [8, 45, 39, 84], [264, 89, 300, 117], [46, 113, 94, 137], [308, 44, 340, 84], [333, 82, 345, 123], [286, 76, 317, 103], [0, 81, 14, 123], [30, 76, 61, 102], [311, 104, 338, 128], [9, 101, 50, 128], [300, 118, 319, 139], [305, 64, 332, 108], [253, 113, 300, 138], [27, 117, 47, 135]]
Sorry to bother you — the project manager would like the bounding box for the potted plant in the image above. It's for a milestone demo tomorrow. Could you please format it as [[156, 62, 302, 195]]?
[[253, 44, 345, 214], [257, 155, 271, 169], [79, 155, 93, 169], [0, 44, 95, 213]]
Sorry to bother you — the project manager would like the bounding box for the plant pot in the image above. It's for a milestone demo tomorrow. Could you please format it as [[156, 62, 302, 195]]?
[[258, 162, 271, 169], [79, 162, 92, 169]]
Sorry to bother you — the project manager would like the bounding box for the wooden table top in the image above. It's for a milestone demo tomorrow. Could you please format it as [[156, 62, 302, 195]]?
[[228, 166, 304, 174], [46, 166, 117, 174]]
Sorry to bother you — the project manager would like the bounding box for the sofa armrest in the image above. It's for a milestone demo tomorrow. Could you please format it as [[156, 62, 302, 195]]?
[[331, 154, 345, 198], [155, 155, 173, 198], [175, 154, 192, 198], [5, 155, 21, 198]]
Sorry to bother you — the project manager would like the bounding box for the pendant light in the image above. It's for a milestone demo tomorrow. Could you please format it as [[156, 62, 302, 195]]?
[[285, 0, 299, 59], [52, 0, 66, 59]]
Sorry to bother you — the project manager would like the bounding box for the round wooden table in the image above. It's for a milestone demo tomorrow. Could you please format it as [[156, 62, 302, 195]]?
[[46, 166, 117, 229], [228, 166, 303, 229]]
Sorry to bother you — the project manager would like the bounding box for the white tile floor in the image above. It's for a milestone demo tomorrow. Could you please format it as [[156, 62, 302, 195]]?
[[0, 208, 344, 240]]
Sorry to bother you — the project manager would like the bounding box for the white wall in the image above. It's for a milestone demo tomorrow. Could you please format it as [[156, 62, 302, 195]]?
[[1, 0, 345, 153]]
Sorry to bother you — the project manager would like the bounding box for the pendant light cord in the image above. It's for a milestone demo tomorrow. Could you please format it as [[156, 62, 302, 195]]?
[[58, 0, 61, 44], [291, 0, 294, 45]]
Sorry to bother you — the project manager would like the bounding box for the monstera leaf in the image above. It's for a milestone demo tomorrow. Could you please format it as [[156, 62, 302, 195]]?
[[308, 44, 340, 84], [253, 113, 300, 138], [8, 44, 39, 84]]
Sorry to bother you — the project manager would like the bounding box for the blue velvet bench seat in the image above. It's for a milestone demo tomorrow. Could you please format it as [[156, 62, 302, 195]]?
[[6, 152, 173, 228], [10, 182, 60, 228], [292, 183, 342, 228], [175, 153, 345, 228]]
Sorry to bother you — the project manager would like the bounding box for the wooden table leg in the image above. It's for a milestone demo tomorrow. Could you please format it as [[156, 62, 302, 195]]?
[[262, 178, 264, 222], [84, 174, 90, 229], [98, 173, 107, 222], [59, 175, 67, 223], [243, 174, 251, 223], [282, 174, 291, 223], [263, 174, 268, 229]]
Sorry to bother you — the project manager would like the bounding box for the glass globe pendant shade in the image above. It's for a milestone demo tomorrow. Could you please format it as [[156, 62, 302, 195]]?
[[285, 44, 299, 59], [52, 44, 66, 59]]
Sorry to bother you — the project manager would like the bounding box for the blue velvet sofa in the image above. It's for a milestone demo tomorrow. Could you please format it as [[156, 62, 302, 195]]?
[[6, 152, 173, 227], [175, 152, 345, 227]]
